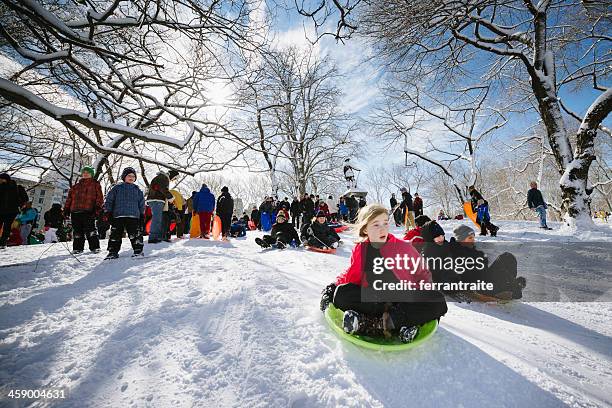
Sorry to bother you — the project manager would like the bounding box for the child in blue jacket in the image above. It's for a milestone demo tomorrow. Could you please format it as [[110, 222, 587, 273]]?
[[103, 167, 145, 259], [476, 199, 498, 236]]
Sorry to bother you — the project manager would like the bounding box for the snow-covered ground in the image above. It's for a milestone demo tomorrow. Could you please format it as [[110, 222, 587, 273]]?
[[0, 220, 611, 407]]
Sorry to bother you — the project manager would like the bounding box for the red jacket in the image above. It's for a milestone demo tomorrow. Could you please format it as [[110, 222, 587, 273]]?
[[335, 233, 431, 287], [403, 226, 424, 243], [65, 178, 103, 215]]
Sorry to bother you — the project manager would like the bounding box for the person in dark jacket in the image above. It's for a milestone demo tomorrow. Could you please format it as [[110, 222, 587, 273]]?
[[399, 188, 414, 229], [413, 193, 424, 217], [389, 193, 402, 226], [64, 166, 103, 253], [229, 215, 247, 238], [255, 212, 300, 249], [216, 186, 234, 241], [468, 186, 499, 236], [193, 184, 215, 239], [0, 173, 29, 248], [290, 197, 301, 229], [358, 196, 366, 208], [527, 181, 550, 229], [146, 171, 173, 243], [250, 206, 261, 230], [300, 194, 315, 226], [44, 203, 64, 229], [301, 210, 341, 249], [346, 195, 359, 223], [103, 167, 145, 259], [449, 225, 526, 299]]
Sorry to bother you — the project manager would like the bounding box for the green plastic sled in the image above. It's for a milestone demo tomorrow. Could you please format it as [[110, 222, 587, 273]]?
[[325, 304, 438, 351]]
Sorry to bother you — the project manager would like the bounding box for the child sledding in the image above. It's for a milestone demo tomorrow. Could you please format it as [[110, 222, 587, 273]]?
[[420, 221, 526, 301], [320, 204, 448, 346], [255, 212, 300, 249], [301, 210, 341, 252]]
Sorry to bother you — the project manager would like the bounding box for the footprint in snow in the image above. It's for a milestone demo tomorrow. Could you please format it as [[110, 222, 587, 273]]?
[[197, 341, 222, 355]]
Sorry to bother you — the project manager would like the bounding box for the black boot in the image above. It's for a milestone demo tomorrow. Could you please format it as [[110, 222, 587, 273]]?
[[255, 237, 271, 248], [342, 310, 385, 337]]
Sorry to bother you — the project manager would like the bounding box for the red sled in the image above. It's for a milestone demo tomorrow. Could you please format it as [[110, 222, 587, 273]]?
[[305, 245, 336, 254], [334, 225, 349, 233], [248, 221, 257, 230]]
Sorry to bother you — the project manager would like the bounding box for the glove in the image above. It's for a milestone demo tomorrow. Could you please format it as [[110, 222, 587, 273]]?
[[320, 283, 337, 312]]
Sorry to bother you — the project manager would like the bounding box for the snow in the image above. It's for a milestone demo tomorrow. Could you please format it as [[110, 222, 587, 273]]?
[[1, 220, 611, 407]]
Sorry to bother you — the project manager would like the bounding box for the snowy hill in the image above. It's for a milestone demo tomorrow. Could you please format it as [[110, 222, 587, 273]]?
[[1, 220, 611, 407]]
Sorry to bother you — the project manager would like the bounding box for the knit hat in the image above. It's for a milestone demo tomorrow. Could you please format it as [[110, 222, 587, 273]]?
[[221, 186, 229, 193], [315, 210, 326, 218], [168, 169, 179, 180], [415, 215, 431, 227], [81, 166, 95, 178], [121, 167, 137, 181], [453, 225, 475, 242], [421, 221, 445, 243]]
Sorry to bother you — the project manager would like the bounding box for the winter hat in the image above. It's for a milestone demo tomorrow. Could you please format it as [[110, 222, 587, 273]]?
[[81, 166, 95, 177], [415, 215, 431, 227], [315, 210, 326, 218], [121, 167, 137, 181], [167, 169, 179, 180], [454, 225, 475, 242], [421, 221, 445, 243], [0, 173, 10, 182], [221, 186, 229, 193]]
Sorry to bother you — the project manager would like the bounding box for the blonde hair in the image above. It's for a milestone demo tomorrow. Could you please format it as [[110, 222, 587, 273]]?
[[354, 203, 389, 241]]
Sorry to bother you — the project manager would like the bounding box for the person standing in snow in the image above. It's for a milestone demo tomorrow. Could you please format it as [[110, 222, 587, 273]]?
[[339, 197, 349, 222], [146, 170, 174, 243], [468, 186, 499, 235], [161, 170, 179, 242], [103, 167, 145, 259], [399, 187, 415, 229], [413, 193, 424, 217], [64, 166, 103, 253], [193, 184, 215, 239], [326, 195, 338, 222], [390, 193, 402, 227], [527, 181, 551, 230], [170, 188, 185, 238], [319, 204, 447, 343], [250, 205, 261, 230], [0, 173, 29, 248], [300, 194, 315, 226], [216, 186, 234, 241], [290, 197, 301, 228]]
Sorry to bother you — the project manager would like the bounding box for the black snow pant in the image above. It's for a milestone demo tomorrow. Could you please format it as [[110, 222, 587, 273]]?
[[332, 283, 448, 329], [108, 217, 144, 255], [0, 212, 17, 246], [482, 252, 518, 295], [71, 212, 100, 251], [220, 213, 232, 237], [302, 211, 313, 227], [162, 211, 172, 240]]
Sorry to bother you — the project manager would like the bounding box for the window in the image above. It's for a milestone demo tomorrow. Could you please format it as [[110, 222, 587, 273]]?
[[38, 197, 45, 204], [39, 189, 46, 196]]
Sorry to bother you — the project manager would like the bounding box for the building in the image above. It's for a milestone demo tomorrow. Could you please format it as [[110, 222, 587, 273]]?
[[11, 177, 64, 216]]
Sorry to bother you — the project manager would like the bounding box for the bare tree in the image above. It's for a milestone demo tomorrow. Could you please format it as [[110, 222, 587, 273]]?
[[0, 0, 267, 178], [300, 0, 611, 227]]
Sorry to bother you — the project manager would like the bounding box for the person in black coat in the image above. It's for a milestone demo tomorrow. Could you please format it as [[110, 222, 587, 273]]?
[[255, 212, 301, 249], [301, 210, 340, 249], [300, 194, 315, 226], [0, 173, 29, 248], [290, 197, 301, 229], [346, 195, 359, 223], [527, 181, 550, 229], [390, 193, 401, 226], [44, 203, 64, 229], [216, 186, 234, 241]]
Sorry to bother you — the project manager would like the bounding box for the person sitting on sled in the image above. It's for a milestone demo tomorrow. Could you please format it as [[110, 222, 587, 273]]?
[[229, 215, 247, 238], [301, 210, 340, 249], [255, 212, 300, 249], [319, 204, 447, 343], [403, 214, 431, 244], [448, 225, 526, 300]]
